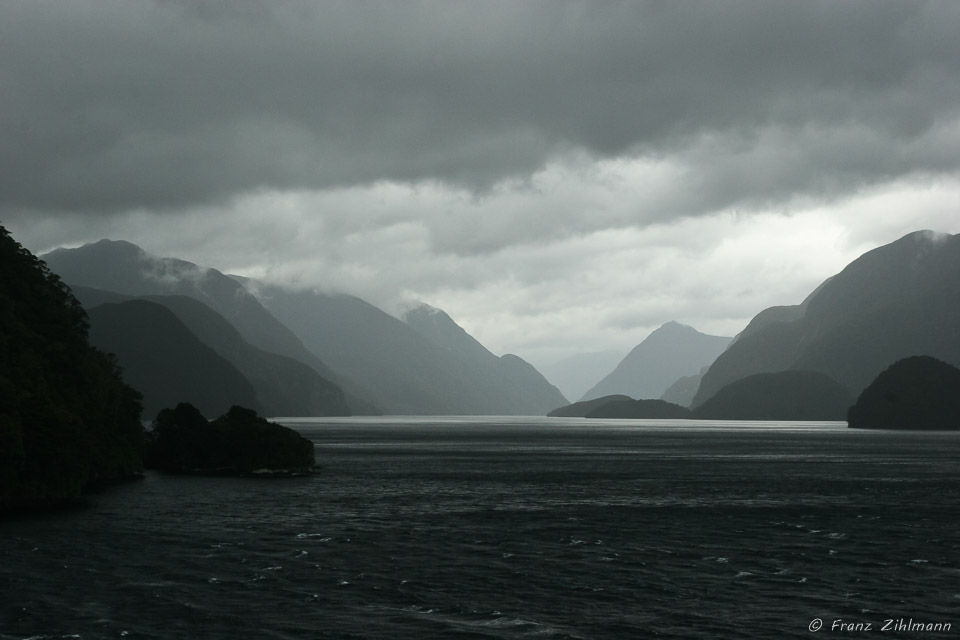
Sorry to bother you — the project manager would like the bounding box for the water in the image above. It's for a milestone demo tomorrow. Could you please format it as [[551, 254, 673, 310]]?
[[2, 417, 959, 639]]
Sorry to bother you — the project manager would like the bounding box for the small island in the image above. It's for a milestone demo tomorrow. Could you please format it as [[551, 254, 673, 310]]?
[[145, 403, 316, 476], [547, 395, 634, 417], [848, 356, 960, 430], [586, 398, 692, 419]]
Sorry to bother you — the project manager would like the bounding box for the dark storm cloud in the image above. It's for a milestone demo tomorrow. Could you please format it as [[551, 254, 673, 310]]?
[[1, 0, 958, 214]]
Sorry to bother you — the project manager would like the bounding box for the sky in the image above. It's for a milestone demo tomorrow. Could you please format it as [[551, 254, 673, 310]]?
[[2, 0, 959, 370]]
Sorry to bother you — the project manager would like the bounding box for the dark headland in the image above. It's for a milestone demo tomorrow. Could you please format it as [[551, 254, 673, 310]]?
[[848, 356, 960, 430], [0, 225, 144, 513]]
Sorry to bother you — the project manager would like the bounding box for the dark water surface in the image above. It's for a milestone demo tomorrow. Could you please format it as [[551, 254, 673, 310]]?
[[2, 418, 959, 639]]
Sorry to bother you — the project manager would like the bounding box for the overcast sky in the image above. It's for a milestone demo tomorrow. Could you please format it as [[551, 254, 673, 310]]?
[[3, 0, 959, 369]]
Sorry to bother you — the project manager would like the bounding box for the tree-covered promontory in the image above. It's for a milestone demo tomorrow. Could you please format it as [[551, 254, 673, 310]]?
[[848, 356, 960, 430], [0, 225, 144, 512], [145, 404, 315, 475]]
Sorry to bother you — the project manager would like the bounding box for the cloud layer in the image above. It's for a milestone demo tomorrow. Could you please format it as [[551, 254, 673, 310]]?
[[3, 1, 958, 214], [3, 0, 959, 368]]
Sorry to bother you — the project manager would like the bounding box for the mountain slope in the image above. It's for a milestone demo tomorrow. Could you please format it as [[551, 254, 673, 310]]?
[[402, 302, 568, 414], [87, 300, 262, 419], [70, 287, 349, 417], [144, 294, 349, 417], [581, 322, 731, 402], [259, 288, 566, 415], [692, 231, 960, 407]]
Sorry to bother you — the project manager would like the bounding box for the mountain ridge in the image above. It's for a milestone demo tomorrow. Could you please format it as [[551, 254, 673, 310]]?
[[45, 239, 566, 416], [692, 230, 960, 407]]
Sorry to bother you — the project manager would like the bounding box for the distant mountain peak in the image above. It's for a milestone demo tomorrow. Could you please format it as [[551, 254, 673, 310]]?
[[398, 300, 445, 318], [656, 320, 697, 334], [90, 238, 145, 252], [580, 322, 732, 402], [914, 229, 950, 243], [46, 237, 146, 261], [660, 320, 689, 329]]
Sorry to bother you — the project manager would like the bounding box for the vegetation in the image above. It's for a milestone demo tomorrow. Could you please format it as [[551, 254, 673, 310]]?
[[0, 225, 144, 512], [848, 356, 960, 430], [145, 403, 315, 475]]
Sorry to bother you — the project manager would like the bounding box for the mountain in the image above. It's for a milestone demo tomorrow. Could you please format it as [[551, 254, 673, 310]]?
[[848, 356, 960, 430], [70, 287, 349, 417], [259, 289, 566, 414], [87, 300, 262, 419], [42, 241, 369, 413], [538, 350, 625, 402], [43, 241, 339, 379], [581, 322, 732, 402], [46, 239, 566, 416], [692, 231, 960, 407], [692, 370, 852, 421], [402, 302, 568, 414], [0, 225, 143, 511]]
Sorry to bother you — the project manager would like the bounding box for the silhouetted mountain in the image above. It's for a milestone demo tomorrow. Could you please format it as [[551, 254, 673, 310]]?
[[538, 350, 625, 401], [693, 231, 960, 407], [0, 226, 143, 511], [848, 356, 960, 430], [547, 395, 633, 417], [581, 322, 731, 402], [260, 290, 566, 414], [402, 302, 568, 414], [71, 287, 349, 417], [42, 241, 371, 413], [87, 300, 262, 418], [692, 371, 852, 421], [586, 399, 692, 419]]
